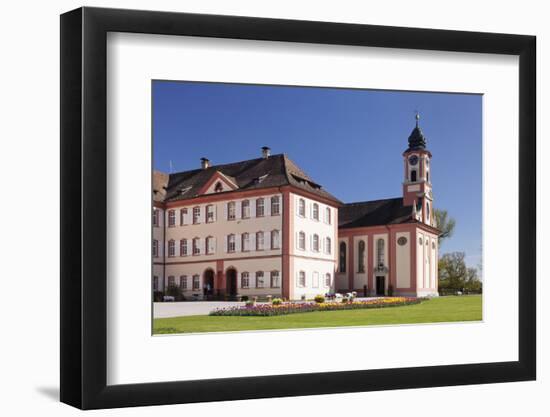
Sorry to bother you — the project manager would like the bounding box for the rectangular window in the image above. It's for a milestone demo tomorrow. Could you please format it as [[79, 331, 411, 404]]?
[[206, 237, 215, 254], [312, 203, 319, 221], [180, 239, 187, 256], [325, 273, 331, 287], [168, 210, 176, 227], [152, 239, 158, 257], [206, 205, 215, 223], [227, 202, 236, 220], [241, 272, 250, 288], [256, 271, 264, 288], [168, 276, 175, 287], [180, 208, 187, 225], [325, 207, 331, 224], [256, 198, 265, 217], [242, 233, 250, 251], [153, 210, 159, 227], [153, 276, 159, 291], [298, 232, 306, 251], [298, 199, 306, 217], [192, 206, 201, 224], [271, 196, 280, 215], [325, 237, 332, 255], [192, 275, 200, 290], [270, 271, 280, 288], [179, 275, 187, 290], [168, 240, 175, 257], [298, 271, 306, 287]]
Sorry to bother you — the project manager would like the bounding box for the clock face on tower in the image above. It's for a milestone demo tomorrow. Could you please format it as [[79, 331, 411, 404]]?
[[408, 155, 419, 166]]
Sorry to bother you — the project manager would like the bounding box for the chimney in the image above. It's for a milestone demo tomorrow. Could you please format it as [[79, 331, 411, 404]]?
[[200, 157, 210, 169], [261, 146, 271, 159]]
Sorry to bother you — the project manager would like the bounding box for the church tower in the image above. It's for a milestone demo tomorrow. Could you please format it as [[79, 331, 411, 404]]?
[[402, 113, 434, 226]]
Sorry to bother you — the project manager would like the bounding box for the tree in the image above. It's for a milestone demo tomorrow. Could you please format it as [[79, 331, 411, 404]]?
[[434, 209, 456, 245], [438, 252, 482, 294]]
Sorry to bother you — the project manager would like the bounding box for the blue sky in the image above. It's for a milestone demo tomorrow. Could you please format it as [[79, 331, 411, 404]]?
[[153, 81, 482, 269]]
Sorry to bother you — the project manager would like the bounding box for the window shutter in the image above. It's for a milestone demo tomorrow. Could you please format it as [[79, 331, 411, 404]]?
[[309, 202, 313, 219], [211, 237, 216, 254], [266, 198, 271, 216], [223, 203, 228, 220], [213, 205, 217, 222], [268, 230, 273, 250], [198, 238, 204, 254], [309, 234, 313, 251], [223, 236, 228, 253], [295, 232, 299, 250], [200, 207, 205, 224], [251, 233, 256, 251], [235, 233, 242, 252], [182, 210, 188, 225], [235, 201, 241, 219], [250, 201, 256, 217]]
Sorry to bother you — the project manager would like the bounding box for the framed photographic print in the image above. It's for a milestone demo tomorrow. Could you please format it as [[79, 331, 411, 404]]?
[[60, 6, 536, 410]]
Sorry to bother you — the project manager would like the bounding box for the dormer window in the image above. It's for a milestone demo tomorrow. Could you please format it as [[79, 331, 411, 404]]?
[[214, 182, 223, 192]]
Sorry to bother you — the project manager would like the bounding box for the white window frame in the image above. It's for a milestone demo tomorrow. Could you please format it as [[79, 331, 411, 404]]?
[[312, 203, 319, 221], [241, 200, 250, 218], [180, 238, 188, 256], [270, 271, 280, 288], [298, 231, 306, 251], [192, 206, 201, 224], [256, 198, 265, 217], [227, 202, 236, 220], [298, 271, 306, 287], [256, 231, 264, 251], [192, 237, 200, 255], [256, 271, 265, 288], [168, 240, 175, 257], [241, 272, 250, 288], [206, 204, 215, 223], [271, 196, 280, 215], [298, 198, 306, 217], [227, 234, 236, 253]]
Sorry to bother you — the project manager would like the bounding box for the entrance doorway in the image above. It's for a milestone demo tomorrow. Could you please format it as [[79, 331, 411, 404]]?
[[203, 269, 215, 300], [226, 268, 238, 299], [376, 276, 386, 296]]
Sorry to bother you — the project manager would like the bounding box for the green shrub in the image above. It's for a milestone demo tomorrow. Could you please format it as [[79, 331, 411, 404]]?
[[165, 285, 184, 301], [241, 295, 249, 302], [314, 295, 325, 304], [272, 298, 283, 305], [153, 291, 164, 302]]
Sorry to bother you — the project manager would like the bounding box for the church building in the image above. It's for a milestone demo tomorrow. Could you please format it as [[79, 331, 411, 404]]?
[[152, 116, 440, 300]]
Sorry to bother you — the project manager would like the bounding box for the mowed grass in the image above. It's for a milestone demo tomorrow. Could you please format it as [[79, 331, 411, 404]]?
[[153, 295, 482, 334]]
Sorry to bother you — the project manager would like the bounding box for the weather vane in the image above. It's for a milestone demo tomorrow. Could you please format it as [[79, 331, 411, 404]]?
[[414, 110, 420, 127]]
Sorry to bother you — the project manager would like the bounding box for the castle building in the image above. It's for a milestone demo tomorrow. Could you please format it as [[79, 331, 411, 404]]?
[[152, 117, 439, 300]]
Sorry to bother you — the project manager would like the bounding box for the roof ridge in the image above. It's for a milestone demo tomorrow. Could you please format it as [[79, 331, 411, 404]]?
[[168, 153, 285, 177], [344, 196, 402, 206]]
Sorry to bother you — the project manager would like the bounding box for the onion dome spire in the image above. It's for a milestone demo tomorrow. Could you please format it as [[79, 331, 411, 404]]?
[[407, 111, 427, 151]]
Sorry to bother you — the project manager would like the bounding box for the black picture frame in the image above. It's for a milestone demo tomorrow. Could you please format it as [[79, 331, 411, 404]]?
[[60, 6, 536, 410]]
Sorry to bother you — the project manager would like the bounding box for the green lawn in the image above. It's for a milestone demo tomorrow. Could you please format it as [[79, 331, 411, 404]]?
[[153, 295, 482, 334]]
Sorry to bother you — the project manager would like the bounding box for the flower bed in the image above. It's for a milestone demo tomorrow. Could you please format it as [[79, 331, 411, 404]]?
[[209, 297, 424, 317]]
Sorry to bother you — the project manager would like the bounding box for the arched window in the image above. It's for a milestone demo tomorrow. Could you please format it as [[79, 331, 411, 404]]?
[[241, 232, 250, 251], [227, 202, 236, 220], [312, 203, 319, 220], [325, 273, 331, 287], [179, 275, 187, 290], [152, 239, 158, 257], [339, 242, 347, 273], [192, 237, 200, 255], [256, 198, 265, 217], [377, 238, 385, 266], [205, 236, 214, 254], [241, 200, 250, 218], [271, 230, 280, 249], [227, 234, 236, 252], [153, 209, 159, 227], [168, 239, 175, 257], [298, 231, 306, 250], [325, 207, 331, 224], [312, 234, 320, 252], [298, 198, 306, 217], [411, 170, 417, 182], [256, 271, 265, 288], [180, 239, 188, 256], [270, 271, 280, 288], [298, 271, 306, 287], [426, 171, 430, 183], [426, 202, 430, 222], [241, 272, 250, 288], [256, 231, 265, 250], [192, 275, 200, 290], [206, 204, 215, 223], [358, 240, 366, 273], [271, 196, 280, 215], [167, 276, 175, 287], [168, 209, 176, 227], [325, 237, 332, 254]]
